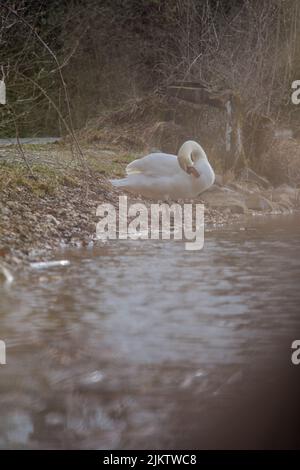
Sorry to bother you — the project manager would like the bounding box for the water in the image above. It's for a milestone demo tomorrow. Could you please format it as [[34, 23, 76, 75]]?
[[0, 215, 300, 449]]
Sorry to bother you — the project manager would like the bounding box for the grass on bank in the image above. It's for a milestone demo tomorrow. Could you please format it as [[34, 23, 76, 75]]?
[[0, 143, 137, 197]]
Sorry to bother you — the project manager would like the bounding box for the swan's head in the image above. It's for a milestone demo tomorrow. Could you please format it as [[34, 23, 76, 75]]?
[[177, 140, 208, 178]]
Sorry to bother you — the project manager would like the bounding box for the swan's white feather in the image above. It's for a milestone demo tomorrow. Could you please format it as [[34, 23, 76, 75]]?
[[126, 153, 179, 177], [110, 141, 215, 200]]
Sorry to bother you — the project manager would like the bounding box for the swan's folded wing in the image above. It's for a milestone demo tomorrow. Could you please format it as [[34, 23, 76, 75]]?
[[126, 153, 179, 177]]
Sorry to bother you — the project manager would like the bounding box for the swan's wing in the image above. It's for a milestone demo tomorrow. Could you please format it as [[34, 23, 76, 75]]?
[[126, 153, 180, 177]]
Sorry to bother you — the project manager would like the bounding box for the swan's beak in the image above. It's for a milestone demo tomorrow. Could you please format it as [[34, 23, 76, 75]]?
[[187, 166, 200, 178]]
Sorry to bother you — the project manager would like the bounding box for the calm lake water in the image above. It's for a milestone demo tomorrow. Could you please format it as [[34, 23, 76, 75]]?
[[0, 215, 300, 449]]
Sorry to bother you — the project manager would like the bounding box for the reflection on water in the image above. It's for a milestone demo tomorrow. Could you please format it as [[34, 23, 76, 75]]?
[[0, 215, 300, 449]]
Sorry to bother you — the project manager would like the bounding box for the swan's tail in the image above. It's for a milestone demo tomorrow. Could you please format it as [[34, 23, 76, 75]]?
[[109, 178, 129, 188]]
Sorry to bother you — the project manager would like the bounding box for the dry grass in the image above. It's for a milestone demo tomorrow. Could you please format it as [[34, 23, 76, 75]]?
[[260, 137, 300, 186], [76, 93, 226, 173]]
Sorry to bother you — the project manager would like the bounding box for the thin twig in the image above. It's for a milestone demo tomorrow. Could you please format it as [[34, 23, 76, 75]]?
[[1, 4, 89, 178], [7, 104, 36, 179]]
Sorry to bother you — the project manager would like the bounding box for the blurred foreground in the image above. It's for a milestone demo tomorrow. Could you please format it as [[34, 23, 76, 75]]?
[[0, 215, 300, 449]]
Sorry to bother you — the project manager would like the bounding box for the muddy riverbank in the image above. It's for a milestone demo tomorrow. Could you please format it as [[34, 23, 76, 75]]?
[[0, 140, 299, 274]]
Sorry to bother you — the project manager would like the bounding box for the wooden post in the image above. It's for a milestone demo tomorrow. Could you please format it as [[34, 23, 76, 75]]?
[[0, 66, 6, 105], [225, 93, 247, 172], [166, 82, 247, 173]]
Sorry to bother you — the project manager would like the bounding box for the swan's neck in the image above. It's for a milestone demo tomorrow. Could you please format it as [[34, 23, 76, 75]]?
[[179, 141, 207, 162], [177, 140, 208, 174], [191, 145, 207, 163]]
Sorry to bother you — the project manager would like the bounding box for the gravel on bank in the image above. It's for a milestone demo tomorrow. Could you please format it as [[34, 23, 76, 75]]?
[[0, 141, 299, 277]]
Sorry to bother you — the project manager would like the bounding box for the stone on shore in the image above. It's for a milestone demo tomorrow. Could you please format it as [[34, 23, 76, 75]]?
[[245, 194, 274, 211], [200, 186, 248, 214], [271, 185, 299, 208]]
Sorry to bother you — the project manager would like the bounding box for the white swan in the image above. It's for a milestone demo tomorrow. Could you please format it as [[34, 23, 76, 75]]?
[[110, 140, 215, 200]]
